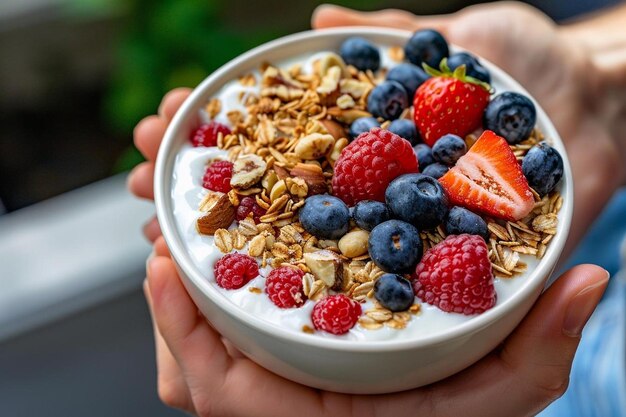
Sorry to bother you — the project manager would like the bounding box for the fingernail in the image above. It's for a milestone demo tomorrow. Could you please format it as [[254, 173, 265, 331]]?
[[562, 270, 609, 337]]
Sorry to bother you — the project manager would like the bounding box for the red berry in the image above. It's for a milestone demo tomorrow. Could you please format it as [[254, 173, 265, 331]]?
[[190, 122, 231, 147], [439, 130, 534, 221], [413, 234, 496, 315], [311, 294, 362, 335], [332, 128, 418, 206], [203, 160, 233, 193], [414, 70, 490, 146], [265, 267, 306, 308], [214, 253, 259, 290], [236, 196, 267, 223]]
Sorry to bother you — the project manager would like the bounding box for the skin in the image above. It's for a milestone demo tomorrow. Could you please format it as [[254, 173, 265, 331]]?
[[128, 2, 626, 416]]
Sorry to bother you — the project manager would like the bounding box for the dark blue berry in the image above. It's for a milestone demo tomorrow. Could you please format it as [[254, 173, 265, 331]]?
[[447, 52, 491, 84], [339, 37, 380, 72], [422, 162, 449, 179], [300, 195, 350, 240], [352, 200, 391, 231], [386, 63, 430, 98], [445, 206, 489, 241], [349, 117, 380, 140], [385, 173, 449, 230], [404, 29, 449, 68], [387, 119, 419, 145], [432, 134, 467, 166], [413, 144, 434, 169], [367, 80, 409, 120], [522, 142, 564, 196], [374, 274, 414, 312], [483, 92, 536, 144], [368, 220, 423, 274]]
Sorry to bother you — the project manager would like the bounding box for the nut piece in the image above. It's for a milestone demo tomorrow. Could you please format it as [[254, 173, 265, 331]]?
[[290, 163, 328, 196], [230, 154, 267, 190], [318, 53, 348, 77], [316, 65, 342, 95], [303, 250, 344, 290], [196, 193, 236, 235], [338, 229, 369, 258], [319, 119, 346, 141], [294, 133, 335, 160]]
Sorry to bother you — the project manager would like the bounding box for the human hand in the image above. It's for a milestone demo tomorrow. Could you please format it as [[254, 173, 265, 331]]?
[[146, 236, 608, 417], [312, 1, 625, 259]]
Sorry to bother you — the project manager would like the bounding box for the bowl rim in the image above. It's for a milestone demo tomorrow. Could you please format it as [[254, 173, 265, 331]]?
[[154, 26, 573, 352]]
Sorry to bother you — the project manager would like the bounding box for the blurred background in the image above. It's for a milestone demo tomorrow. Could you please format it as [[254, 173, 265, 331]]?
[[0, 0, 624, 416]]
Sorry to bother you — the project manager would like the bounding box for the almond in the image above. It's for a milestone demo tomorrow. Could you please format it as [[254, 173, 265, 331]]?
[[230, 154, 267, 190], [303, 250, 344, 290], [196, 193, 236, 235], [290, 163, 327, 196], [319, 119, 346, 141]]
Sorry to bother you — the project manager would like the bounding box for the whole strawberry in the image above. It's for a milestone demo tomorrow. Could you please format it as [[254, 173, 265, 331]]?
[[414, 61, 491, 146], [413, 234, 496, 315], [332, 128, 418, 206]]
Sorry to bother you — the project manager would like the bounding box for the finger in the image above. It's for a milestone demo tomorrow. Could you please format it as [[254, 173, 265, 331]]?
[[127, 162, 155, 200], [312, 4, 451, 34], [423, 264, 609, 417], [158, 88, 192, 122], [147, 257, 233, 398], [153, 235, 170, 258], [144, 279, 196, 413], [143, 216, 162, 243], [134, 116, 168, 161]]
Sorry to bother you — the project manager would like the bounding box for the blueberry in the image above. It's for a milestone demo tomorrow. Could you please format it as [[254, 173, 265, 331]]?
[[483, 92, 536, 144], [352, 200, 391, 231], [522, 142, 564, 196], [447, 52, 491, 84], [404, 29, 449, 69], [413, 143, 434, 169], [368, 220, 423, 274], [387, 119, 419, 145], [386, 63, 430, 97], [339, 37, 380, 72], [300, 195, 350, 240], [385, 173, 449, 230], [374, 273, 415, 312], [445, 206, 489, 241], [422, 162, 449, 179], [431, 134, 467, 166], [349, 117, 380, 140], [367, 80, 409, 120]]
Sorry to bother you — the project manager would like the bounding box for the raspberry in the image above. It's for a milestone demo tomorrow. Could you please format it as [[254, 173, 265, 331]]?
[[332, 128, 418, 206], [203, 160, 233, 193], [311, 294, 362, 335], [214, 253, 259, 290], [413, 234, 496, 315], [265, 267, 306, 308], [190, 122, 231, 147], [236, 196, 266, 223]]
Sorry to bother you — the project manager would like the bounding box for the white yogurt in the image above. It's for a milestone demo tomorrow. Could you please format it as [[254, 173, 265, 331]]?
[[172, 49, 536, 341]]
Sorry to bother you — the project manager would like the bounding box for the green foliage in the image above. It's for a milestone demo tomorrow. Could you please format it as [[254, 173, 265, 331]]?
[[106, 0, 381, 171]]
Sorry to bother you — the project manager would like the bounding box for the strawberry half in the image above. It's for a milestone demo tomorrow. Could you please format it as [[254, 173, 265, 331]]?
[[414, 61, 491, 146], [439, 130, 534, 221]]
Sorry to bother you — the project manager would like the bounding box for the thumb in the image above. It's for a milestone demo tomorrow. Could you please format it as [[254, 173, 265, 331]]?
[[498, 264, 609, 411], [311, 4, 451, 34]]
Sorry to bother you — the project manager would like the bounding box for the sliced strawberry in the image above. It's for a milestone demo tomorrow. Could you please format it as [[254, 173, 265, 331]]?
[[439, 130, 534, 221]]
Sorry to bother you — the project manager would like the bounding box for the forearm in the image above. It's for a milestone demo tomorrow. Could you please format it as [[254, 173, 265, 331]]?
[[555, 5, 626, 256]]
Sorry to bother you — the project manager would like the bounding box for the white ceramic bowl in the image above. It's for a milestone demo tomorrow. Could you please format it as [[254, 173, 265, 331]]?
[[154, 27, 573, 394]]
